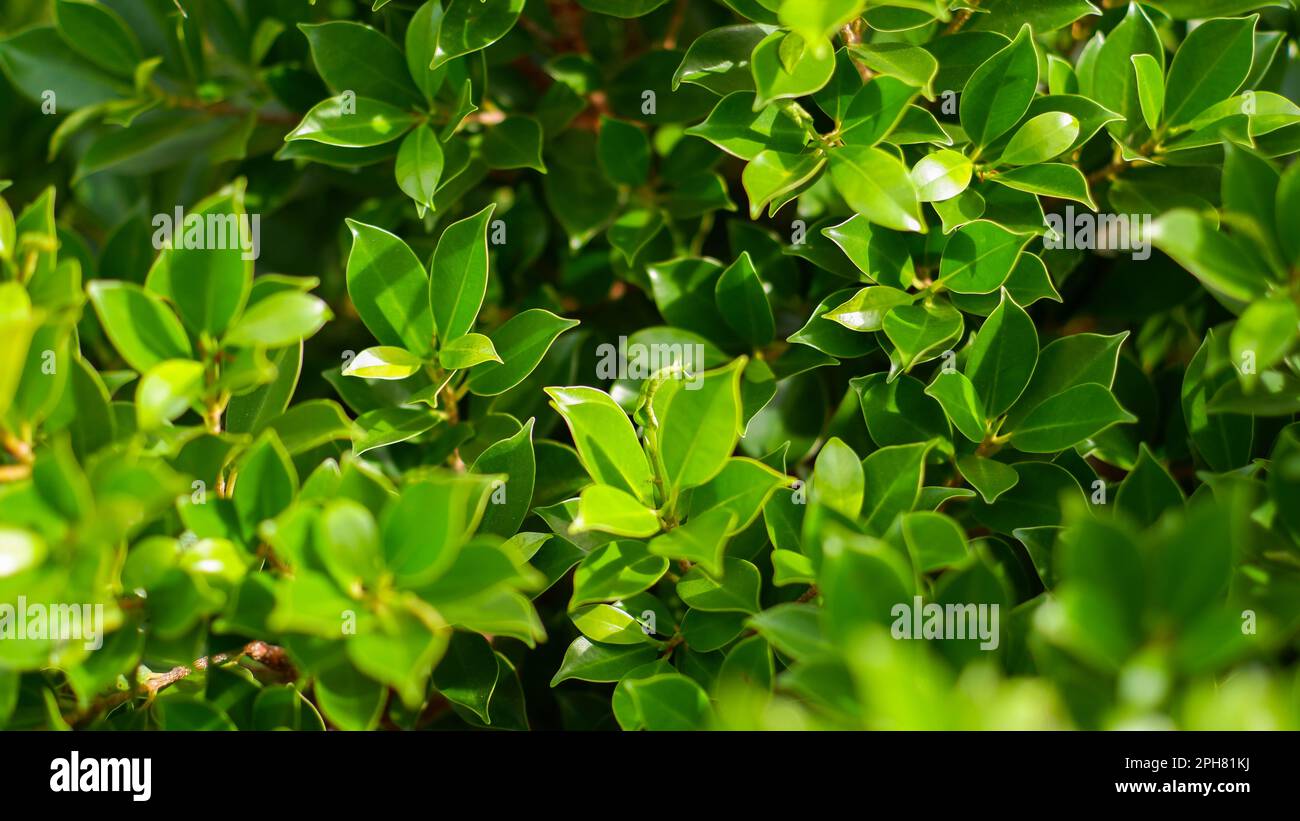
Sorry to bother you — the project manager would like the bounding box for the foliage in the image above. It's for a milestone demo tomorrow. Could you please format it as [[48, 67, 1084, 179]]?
[[1, 0, 1299, 731]]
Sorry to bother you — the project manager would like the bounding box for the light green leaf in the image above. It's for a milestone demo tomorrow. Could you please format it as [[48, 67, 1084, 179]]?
[[438, 332, 501, 370], [430, 204, 495, 344]]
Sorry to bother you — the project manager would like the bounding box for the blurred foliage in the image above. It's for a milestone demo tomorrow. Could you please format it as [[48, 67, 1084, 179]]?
[[1, 0, 1300, 730]]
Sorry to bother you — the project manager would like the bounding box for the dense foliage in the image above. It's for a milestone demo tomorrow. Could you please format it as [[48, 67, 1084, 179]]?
[[1, 0, 1299, 731]]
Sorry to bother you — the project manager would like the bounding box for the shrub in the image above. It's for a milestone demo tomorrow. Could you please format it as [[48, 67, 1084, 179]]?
[[0, 0, 1298, 731]]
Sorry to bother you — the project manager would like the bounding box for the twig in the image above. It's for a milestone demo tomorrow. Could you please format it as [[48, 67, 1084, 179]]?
[[839, 22, 874, 82], [65, 641, 296, 726], [663, 0, 688, 49], [943, 0, 982, 35], [166, 94, 300, 126], [0, 464, 32, 483]]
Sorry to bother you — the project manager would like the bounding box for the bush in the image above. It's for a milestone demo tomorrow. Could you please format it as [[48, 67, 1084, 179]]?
[[0, 0, 1298, 731]]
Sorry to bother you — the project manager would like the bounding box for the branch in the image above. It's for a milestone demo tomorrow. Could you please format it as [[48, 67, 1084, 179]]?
[[663, 0, 688, 49], [839, 22, 874, 82], [943, 0, 982, 36], [64, 641, 295, 727]]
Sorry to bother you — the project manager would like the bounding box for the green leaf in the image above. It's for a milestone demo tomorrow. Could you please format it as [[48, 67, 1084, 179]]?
[[652, 358, 747, 500], [151, 187, 253, 338], [960, 24, 1039, 151], [779, 0, 864, 54], [1114, 443, 1184, 528], [469, 420, 536, 537], [1131, 54, 1164, 132], [622, 673, 712, 730], [54, 0, 141, 77], [990, 163, 1096, 209], [828, 145, 925, 233], [432, 0, 526, 69], [0, 27, 127, 111], [742, 149, 825, 219], [469, 309, 580, 396], [571, 603, 658, 646], [384, 475, 496, 584], [577, 0, 672, 16], [967, 0, 1100, 35], [314, 661, 386, 731], [750, 31, 835, 109], [648, 508, 736, 577], [1163, 15, 1257, 128], [300, 21, 424, 108], [87, 281, 191, 373], [570, 541, 670, 608], [1000, 112, 1080, 166], [286, 95, 420, 147], [1148, 210, 1271, 303], [430, 204, 495, 344], [266, 399, 352, 455], [825, 286, 915, 332], [822, 215, 916, 287], [971, 461, 1083, 532], [351, 406, 441, 455], [224, 292, 331, 349], [687, 91, 805, 161], [234, 432, 298, 541], [430, 632, 500, 723], [1230, 294, 1299, 380], [840, 75, 920, 148], [546, 386, 656, 505], [938, 220, 1031, 294], [883, 301, 964, 373], [1277, 160, 1300, 269], [911, 149, 973, 203], [715, 253, 775, 347], [136, 359, 204, 430], [598, 116, 650, 187], [747, 603, 829, 661], [686, 457, 790, 532], [1092, 3, 1162, 140], [812, 437, 864, 518], [551, 637, 658, 686], [342, 346, 424, 381], [956, 454, 1020, 503], [482, 116, 546, 173], [900, 511, 969, 572], [1268, 424, 1300, 541], [574, 484, 662, 538], [924, 371, 986, 442], [1005, 332, 1126, 429], [395, 124, 444, 210], [862, 440, 934, 535], [1009, 383, 1136, 453], [673, 24, 772, 95], [439, 332, 501, 370], [678, 558, 762, 614], [848, 42, 938, 98], [347, 605, 450, 709], [965, 289, 1038, 417], [345, 219, 435, 357]]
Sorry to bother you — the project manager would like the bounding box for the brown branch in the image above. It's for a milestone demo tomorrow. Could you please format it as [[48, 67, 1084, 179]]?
[[943, 0, 982, 35], [167, 95, 301, 126], [1086, 158, 1130, 187], [663, 0, 688, 49], [2, 431, 33, 465], [64, 640, 296, 727], [839, 22, 874, 82], [0, 464, 31, 483]]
